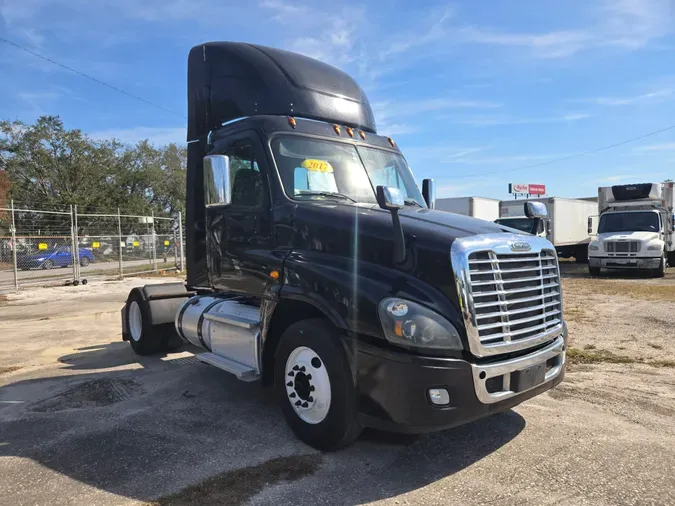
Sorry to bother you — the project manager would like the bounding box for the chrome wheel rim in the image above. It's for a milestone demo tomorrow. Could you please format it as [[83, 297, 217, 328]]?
[[285, 346, 331, 424], [129, 301, 142, 342]]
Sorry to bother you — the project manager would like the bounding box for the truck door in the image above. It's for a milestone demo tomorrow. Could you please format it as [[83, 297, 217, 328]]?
[[205, 132, 274, 295]]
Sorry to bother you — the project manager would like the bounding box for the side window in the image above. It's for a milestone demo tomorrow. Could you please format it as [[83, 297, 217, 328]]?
[[225, 141, 264, 207]]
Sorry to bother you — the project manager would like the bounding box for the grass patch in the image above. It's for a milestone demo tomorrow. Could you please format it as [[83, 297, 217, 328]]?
[[648, 343, 664, 350], [583, 344, 596, 350], [0, 366, 22, 375], [148, 454, 322, 506], [563, 278, 675, 302], [564, 305, 588, 323], [568, 347, 675, 368]]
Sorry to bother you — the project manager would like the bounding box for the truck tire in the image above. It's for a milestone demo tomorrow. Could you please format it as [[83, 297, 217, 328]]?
[[274, 318, 362, 451], [653, 255, 667, 278], [125, 291, 164, 355], [589, 266, 601, 277]]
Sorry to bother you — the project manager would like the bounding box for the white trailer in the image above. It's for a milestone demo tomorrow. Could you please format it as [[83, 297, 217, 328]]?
[[496, 197, 598, 261], [435, 197, 500, 222], [588, 182, 675, 277]]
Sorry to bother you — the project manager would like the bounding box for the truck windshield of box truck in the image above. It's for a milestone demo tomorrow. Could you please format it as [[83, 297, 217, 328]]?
[[494, 217, 544, 235], [272, 136, 426, 207], [598, 212, 660, 233]]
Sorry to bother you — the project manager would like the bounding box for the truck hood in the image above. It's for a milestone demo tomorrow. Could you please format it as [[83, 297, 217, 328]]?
[[597, 231, 660, 242]]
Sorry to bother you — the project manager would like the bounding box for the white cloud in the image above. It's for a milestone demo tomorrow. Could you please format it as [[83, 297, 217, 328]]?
[[457, 28, 592, 59], [578, 89, 674, 106], [89, 126, 187, 146], [634, 143, 675, 152], [451, 113, 591, 126], [446, 153, 569, 166]]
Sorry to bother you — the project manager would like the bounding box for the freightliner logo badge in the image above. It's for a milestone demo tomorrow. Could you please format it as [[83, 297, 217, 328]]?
[[510, 241, 532, 252]]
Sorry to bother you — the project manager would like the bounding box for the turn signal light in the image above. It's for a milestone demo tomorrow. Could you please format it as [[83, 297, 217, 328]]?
[[269, 270, 280, 279]]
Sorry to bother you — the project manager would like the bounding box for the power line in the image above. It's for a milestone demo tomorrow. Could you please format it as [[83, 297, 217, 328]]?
[[0, 36, 185, 119], [452, 122, 675, 179]]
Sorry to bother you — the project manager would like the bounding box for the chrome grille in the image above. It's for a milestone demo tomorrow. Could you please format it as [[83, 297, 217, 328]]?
[[605, 241, 640, 253], [452, 234, 565, 357]]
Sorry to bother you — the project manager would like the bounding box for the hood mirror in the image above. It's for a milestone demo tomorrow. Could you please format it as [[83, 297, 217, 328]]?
[[204, 155, 232, 207], [376, 185, 406, 264], [524, 201, 548, 219], [422, 179, 435, 209]]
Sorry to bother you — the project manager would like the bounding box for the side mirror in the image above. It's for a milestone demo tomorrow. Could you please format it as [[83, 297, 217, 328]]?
[[524, 201, 548, 219], [376, 185, 406, 263], [588, 217, 593, 235], [422, 179, 436, 209], [204, 155, 231, 207], [376, 186, 404, 210]]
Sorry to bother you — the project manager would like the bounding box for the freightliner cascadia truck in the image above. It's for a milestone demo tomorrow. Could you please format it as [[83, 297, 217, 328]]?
[[588, 182, 674, 277], [120, 42, 567, 451]]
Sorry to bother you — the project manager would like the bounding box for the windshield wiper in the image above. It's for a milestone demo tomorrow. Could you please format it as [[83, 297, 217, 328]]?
[[404, 198, 422, 207], [297, 191, 357, 203]]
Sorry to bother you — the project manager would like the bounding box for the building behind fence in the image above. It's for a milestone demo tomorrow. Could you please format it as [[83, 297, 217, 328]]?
[[0, 201, 184, 291]]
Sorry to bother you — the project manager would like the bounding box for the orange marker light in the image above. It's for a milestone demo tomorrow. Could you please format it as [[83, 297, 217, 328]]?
[[394, 320, 403, 337], [333, 124, 341, 135], [346, 127, 354, 137], [288, 117, 297, 128], [387, 137, 396, 147], [269, 270, 280, 280], [359, 130, 366, 140]]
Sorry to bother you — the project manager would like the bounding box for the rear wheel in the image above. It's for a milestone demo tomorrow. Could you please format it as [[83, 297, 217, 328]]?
[[126, 292, 164, 355], [42, 260, 54, 270], [589, 266, 601, 277], [80, 256, 90, 267], [275, 318, 362, 451]]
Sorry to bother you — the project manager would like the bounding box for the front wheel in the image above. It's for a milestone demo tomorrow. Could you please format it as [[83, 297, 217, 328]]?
[[42, 260, 54, 270], [589, 265, 601, 277], [652, 255, 666, 278], [275, 318, 362, 451], [80, 256, 90, 267]]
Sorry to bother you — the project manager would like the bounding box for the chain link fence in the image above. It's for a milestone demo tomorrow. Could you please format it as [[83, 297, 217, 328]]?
[[0, 201, 184, 292]]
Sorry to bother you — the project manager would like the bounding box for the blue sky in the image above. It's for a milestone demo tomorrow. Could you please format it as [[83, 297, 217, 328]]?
[[1, 0, 675, 199]]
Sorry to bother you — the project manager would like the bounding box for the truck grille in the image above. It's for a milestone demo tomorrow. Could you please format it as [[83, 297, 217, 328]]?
[[452, 235, 564, 357], [605, 241, 640, 253]]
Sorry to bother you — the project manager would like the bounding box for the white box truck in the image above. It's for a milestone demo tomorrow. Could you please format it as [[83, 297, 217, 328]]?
[[588, 182, 675, 277], [435, 197, 500, 222], [496, 197, 598, 261]]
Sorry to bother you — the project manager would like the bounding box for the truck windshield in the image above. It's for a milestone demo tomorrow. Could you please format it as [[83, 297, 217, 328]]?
[[494, 218, 537, 234], [598, 212, 660, 233], [271, 136, 426, 207]]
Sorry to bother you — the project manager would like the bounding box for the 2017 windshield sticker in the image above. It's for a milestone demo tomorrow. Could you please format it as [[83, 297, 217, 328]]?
[[301, 159, 334, 173]]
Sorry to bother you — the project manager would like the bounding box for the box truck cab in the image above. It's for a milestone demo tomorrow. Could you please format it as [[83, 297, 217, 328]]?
[[588, 183, 675, 277], [120, 42, 567, 451]]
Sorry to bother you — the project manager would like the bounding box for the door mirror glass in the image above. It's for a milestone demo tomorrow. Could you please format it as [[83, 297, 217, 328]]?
[[422, 178, 435, 209], [524, 201, 548, 219], [376, 185, 405, 210], [204, 155, 232, 207]]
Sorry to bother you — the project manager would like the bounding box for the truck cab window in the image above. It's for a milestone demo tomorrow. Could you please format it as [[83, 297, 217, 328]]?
[[225, 142, 263, 207]]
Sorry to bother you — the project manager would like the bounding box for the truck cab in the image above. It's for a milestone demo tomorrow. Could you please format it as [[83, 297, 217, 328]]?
[[589, 183, 674, 277], [120, 42, 567, 451]]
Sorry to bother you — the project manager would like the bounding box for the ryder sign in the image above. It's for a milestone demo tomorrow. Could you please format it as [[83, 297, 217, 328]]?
[[509, 183, 546, 195]]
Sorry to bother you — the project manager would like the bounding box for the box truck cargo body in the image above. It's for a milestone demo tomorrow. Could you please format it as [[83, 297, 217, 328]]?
[[435, 197, 500, 222], [496, 197, 598, 260]]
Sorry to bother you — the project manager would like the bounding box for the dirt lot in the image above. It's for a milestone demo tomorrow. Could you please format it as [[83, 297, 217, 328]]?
[[1, 268, 675, 506]]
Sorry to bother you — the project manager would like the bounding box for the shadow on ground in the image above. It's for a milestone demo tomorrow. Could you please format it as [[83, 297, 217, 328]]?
[[0, 344, 525, 506]]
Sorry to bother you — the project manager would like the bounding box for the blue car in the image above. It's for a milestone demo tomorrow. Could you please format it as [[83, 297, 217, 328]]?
[[17, 246, 95, 270]]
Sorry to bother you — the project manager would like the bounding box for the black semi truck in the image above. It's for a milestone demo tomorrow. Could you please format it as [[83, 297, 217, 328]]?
[[121, 42, 567, 451]]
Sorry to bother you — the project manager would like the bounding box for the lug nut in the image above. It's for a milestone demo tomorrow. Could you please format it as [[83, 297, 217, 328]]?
[[287, 381, 293, 387], [301, 402, 309, 408], [299, 366, 306, 372], [289, 392, 296, 398], [288, 371, 295, 377], [293, 365, 300, 371], [308, 396, 313, 402], [295, 400, 302, 406], [310, 386, 315, 392], [306, 374, 312, 380]]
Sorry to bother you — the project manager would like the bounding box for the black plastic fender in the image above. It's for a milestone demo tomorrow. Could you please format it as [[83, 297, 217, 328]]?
[[121, 283, 192, 341]]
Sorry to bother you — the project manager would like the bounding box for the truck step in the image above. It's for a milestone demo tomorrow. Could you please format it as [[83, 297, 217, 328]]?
[[196, 352, 260, 382]]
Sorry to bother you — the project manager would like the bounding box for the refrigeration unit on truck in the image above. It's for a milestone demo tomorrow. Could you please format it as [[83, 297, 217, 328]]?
[[588, 182, 675, 277], [120, 41, 567, 451], [435, 197, 500, 222], [495, 197, 598, 261]]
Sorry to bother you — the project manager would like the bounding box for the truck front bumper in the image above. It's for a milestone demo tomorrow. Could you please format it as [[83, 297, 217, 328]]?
[[354, 327, 567, 434], [589, 256, 661, 270]]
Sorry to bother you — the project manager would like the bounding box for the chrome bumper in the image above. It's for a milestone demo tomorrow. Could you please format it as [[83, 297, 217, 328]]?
[[589, 256, 661, 269], [471, 335, 566, 404]]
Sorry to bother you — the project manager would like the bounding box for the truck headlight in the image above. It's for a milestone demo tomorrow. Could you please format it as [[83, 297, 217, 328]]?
[[378, 298, 463, 350], [647, 245, 662, 251], [589, 245, 599, 251]]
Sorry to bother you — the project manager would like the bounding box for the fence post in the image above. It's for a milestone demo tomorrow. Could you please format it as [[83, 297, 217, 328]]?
[[10, 200, 18, 290], [73, 205, 80, 282], [70, 205, 77, 282], [178, 211, 185, 273], [151, 211, 158, 272], [117, 208, 124, 279]]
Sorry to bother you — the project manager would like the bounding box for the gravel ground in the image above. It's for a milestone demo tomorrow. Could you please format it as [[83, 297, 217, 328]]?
[[1, 270, 674, 506]]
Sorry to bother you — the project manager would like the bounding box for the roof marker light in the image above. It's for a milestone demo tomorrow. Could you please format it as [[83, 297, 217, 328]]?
[[388, 137, 396, 147], [346, 127, 354, 137], [359, 130, 366, 140], [333, 124, 341, 135], [288, 117, 297, 128]]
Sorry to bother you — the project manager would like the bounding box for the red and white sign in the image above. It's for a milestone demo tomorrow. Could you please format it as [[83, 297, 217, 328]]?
[[509, 183, 546, 195]]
